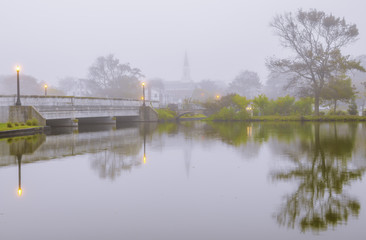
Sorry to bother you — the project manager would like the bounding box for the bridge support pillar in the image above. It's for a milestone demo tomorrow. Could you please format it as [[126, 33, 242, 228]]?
[[139, 106, 158, 122], [46, 118, 78, 127], [78, 117, 116, 125]]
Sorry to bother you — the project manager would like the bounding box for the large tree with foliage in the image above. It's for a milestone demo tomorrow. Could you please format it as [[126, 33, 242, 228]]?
[[228, 70, 262, 99], [267, 9, 365, 115], [88, 54, 143, 98]]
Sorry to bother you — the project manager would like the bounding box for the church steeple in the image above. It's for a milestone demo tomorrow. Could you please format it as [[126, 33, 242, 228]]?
[[181, 52, 192, 82]]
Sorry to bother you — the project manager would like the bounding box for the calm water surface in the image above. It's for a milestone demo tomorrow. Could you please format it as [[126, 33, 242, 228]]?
[[0, 122, 365, 240]]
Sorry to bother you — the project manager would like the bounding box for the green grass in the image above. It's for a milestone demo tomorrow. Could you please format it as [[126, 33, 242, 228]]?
[[205, 114, 366, 122], [180, 113, 207, 119], [0, 123, 41, 132], [155, 108, 177, 120], [251, 115, 366, 121]]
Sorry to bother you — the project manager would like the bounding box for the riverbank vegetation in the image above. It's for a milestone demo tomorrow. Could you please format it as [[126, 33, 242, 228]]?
[[0, 118, 40, 131], [202, 93, 366, 122], [155, 108, 177, 120]]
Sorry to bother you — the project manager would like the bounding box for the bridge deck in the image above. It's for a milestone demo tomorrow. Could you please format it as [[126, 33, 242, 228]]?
[[0, 95, 158, 120]]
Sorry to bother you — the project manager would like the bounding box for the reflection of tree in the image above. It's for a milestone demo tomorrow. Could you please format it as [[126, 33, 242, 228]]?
[[90, 149, 142, 180], [206, 122, 250, 146], [90, 141, 143, 180], [272, 123, 365, 232]]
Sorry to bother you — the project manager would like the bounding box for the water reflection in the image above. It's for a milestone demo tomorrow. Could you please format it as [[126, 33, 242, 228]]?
[[0, 121, 365, 234], [270, 123, 366, 232], [2, 134, 46, 196]]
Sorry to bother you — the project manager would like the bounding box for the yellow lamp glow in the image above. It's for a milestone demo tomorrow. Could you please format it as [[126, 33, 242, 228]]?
[[141, 96, 144, 100], [142, 82, 145, 86], [44, 84, 48, 89], [216, 95, 220, 99], [18, 188, 22, 196], [16, 66, 20, 72], [143, 155, 146, 164]]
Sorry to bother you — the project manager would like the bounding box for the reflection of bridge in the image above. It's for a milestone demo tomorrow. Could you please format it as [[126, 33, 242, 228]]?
[[0, 95, 159, 126], [0, 127, 143, 168]]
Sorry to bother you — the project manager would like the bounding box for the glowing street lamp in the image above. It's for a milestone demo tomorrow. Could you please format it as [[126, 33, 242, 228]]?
[[216, 95, 220, 100], [44, 84, 48, 96], [142, 82, 146, 106], [15, 66, 21, 106], [246, 105, 253, 117]]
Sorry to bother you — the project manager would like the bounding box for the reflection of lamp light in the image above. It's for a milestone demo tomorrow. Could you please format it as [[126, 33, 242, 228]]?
[[143, 125, 147, 164], [17, 155, 22, 197], [247, 126, 252, 137]]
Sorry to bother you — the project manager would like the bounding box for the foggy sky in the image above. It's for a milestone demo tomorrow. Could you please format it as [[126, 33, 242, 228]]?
[[1, 0, 365, 86]]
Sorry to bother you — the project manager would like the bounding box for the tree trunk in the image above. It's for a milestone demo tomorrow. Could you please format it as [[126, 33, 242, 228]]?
[[334, 100, 337, 113], [314, 94, 320, 116]]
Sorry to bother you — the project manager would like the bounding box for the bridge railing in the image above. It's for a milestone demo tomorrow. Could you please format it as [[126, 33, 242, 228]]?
[[0, 95, 159, 108]]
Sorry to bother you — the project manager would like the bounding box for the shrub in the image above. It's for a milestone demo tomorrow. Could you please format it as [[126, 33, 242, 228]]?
[[26, 120, 32, 126], [293, 97, 313, 115], [336, 110, 347, 116], [14, 122, 19, 126], [156, 108, 176, 120], [31, 118, 39, 126], [207, 107, 237, 121], [6, 122, 13, 128]]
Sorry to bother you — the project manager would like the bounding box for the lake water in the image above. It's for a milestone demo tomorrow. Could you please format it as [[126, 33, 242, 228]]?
[[0, 122, 365, 240]]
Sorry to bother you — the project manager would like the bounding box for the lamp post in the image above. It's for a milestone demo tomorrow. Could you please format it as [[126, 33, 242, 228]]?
[[142, 82, 146, 107], [15, 66, 21, 106], [44, 84, 48, 96], [246, 105, 253, 117]]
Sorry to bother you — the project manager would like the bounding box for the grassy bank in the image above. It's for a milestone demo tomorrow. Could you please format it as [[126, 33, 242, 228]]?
[[155, 108, 177, 121], [180, 113, 207, 119], [206, 115, 366, 122], [0, 119, 41, 132], [252, 115, 366, 121]]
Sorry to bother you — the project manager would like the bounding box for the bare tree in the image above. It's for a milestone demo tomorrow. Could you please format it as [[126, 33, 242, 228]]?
[[267, 9, 364, 115], [88, 54, 144, 98]]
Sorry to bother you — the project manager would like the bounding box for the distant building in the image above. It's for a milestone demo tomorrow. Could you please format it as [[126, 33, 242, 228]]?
[[163, 53, 196, 105], [181, 52, 192, 82]]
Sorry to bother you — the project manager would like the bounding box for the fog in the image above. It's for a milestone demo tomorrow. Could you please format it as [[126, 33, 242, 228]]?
[[1, 0, 366, 85]]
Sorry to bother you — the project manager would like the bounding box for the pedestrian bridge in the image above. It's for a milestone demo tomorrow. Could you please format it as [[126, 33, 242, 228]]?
[[0, 95, 159, 126]]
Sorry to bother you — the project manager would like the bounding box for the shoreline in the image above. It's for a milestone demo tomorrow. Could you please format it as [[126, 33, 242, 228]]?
[[0, 127, 47, 138]]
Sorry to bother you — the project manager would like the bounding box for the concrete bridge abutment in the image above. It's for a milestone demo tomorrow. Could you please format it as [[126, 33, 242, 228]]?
[[139, 106, 158, 122]]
